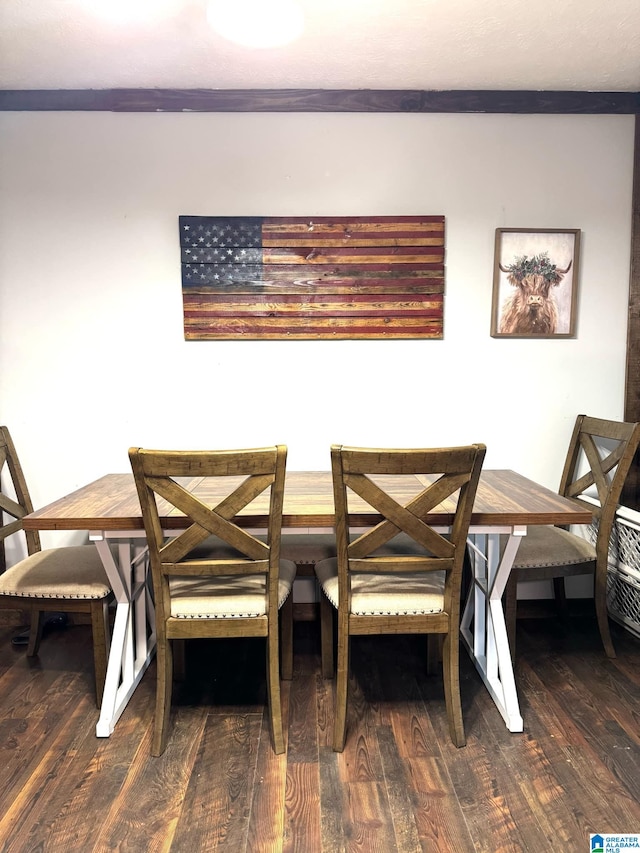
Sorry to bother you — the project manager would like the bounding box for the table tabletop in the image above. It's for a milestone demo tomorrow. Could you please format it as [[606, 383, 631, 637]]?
[[23, 469, 593, 532]]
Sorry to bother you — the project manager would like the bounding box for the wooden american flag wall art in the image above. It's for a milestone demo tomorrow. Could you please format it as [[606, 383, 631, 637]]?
[[179, 215, 445, 340]]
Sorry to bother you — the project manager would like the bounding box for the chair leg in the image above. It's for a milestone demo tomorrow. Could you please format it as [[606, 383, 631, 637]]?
[[266, 627, 285, 754], [441, 630, 465, 748], [503, 574, 518, 663], [553, 576, 569, 615], [26, 609, 43, 657], [426, 634, 440, 675], [594, 566, 616, 658], [332, 610, 349, 752], [152, 636, 174, 756], [90, 599, 110, 708], [279, 594, 293, 681], [320, 593, 335, 679]]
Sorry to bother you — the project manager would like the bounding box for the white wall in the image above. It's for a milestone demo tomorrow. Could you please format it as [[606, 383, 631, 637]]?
[[0, 111, 634, 596]]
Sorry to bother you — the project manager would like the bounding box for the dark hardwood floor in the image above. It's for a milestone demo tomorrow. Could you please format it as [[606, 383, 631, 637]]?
[[0, 607, 638, 852]]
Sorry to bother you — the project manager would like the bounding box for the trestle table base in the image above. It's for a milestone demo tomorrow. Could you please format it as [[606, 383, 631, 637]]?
[[90, 532, 156, 737], [461, 526, 526, 732]]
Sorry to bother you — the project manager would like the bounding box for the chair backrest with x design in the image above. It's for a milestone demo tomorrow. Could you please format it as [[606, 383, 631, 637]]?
[[559, 415, 640, 540], [332, 444, 486, 616]]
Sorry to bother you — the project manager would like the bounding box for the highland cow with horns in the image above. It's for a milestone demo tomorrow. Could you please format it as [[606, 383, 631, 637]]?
[[498, 253, 571, 335]]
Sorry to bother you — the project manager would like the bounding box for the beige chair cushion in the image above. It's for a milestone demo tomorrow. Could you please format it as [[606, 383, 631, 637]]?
[[315, 557, 445, 616], [0, 546, 111, 599], [513, 526, 596, 569], [280, 533, 336, 565], [168, 559, 297, 618]]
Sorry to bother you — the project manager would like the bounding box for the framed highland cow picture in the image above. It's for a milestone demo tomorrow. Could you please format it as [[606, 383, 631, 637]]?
[[491, 228, 580, 338]]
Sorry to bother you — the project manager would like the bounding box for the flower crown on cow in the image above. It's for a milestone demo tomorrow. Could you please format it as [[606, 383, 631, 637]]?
[[502, 252, 567, 285]]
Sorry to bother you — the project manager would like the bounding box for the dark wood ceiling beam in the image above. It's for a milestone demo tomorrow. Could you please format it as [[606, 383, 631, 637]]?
[[0, 88, 638, 113]]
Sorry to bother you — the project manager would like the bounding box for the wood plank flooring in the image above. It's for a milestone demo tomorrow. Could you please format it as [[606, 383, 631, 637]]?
[[0, 609, 638, 852]]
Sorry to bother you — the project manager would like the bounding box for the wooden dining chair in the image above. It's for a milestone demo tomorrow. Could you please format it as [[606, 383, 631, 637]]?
[[0, 425, 112, 706], [315, 443, 486, 751], [129, 444, 296, 756], [503, 414, 640, 659]]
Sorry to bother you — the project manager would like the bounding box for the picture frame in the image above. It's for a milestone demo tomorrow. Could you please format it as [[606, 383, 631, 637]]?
[[490, 228, 580, 338]]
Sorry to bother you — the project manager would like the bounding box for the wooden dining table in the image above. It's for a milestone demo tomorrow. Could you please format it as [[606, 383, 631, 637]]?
[[23, 469, 592, 738]]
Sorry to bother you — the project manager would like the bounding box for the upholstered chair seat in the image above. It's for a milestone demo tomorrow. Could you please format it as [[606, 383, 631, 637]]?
[[511, 526, 595, 571], [168, 560, 296, 618], [0, 546, 110, 600], [315, 558, 445, 616]]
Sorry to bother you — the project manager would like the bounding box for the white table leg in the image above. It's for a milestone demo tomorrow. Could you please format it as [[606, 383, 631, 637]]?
[[461, 527, 525, 732], [90, 532, 156, 737]]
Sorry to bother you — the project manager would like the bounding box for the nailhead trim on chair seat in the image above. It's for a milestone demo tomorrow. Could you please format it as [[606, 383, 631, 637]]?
[[280, 533, 336, 565], [513, 526, 596, 569], [315, 557, 445, 615], [0, 545, 111, 599]]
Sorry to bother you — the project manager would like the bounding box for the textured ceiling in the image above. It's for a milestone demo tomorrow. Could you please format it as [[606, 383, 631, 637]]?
[[1, 0, 639, 92]]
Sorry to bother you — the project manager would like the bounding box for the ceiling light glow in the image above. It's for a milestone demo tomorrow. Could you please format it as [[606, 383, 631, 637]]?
[[207, 0, 304, 49]]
